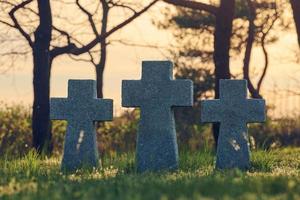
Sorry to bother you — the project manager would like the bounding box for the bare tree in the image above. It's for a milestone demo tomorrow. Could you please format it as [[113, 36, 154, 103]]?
[[243, 0, 280, 98], [0, 0, 54, 153], [71, 0, 154, 98], [0, 0, 158, 154]]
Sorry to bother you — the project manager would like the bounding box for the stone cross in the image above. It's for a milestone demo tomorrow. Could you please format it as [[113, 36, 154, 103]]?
[[201, 79, 265, 170], [122, 61, 193, 172], [50, 80, 113, 171]]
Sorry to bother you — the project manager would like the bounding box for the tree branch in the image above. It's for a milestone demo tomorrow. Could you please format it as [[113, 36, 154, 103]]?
[[257, 9, 278, 93], [0, 20, 14, 28], [50, 0, 158, 57], [163, 0, 218, 15], [109, 1, 137, 14], [75, 0, 100, 36], [52, 25, 71, 44], [8, 0, 34, 48], [243, 0, 261, 98], [113, 39, 167, 49]]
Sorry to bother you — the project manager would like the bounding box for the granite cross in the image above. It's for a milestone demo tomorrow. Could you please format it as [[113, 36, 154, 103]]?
[[122, 61, 193, 172], [201, 79, 265, 170], [50, 80, 113, 171]]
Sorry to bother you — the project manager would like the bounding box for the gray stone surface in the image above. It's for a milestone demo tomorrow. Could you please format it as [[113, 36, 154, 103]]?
[[122, 61, 193, 173], [201, 79, 265, 170], [50, 80, 113, 172]]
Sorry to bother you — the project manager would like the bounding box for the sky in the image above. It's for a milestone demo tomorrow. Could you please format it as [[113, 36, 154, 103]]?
[[0, 1, 300, 117]]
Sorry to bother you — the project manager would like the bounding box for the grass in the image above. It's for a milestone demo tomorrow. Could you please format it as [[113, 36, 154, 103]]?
[[0, 148, 299, 200]]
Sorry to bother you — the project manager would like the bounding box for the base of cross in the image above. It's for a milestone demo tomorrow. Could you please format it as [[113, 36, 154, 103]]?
[[216, 124, 251, 170], [60, 122, 100, 172], [136, 116, 179, 172]]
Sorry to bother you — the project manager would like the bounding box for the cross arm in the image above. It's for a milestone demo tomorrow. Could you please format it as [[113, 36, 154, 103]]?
[[93, 99, 113, 121], [200, 99, 221, 123], [122, 80, 142, 107], [170, 80, 193, 106], [246, 99, 266, 123], [50, 98, 70, 120]]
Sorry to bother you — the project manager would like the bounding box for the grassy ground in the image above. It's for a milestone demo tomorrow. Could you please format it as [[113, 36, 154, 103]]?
[[0, 148, 299, 200]]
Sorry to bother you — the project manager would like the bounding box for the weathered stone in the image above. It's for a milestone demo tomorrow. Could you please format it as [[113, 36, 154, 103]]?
[[50, 80, 113, 172], [201, 79, 265, 170], [122, 61, 193, 172]]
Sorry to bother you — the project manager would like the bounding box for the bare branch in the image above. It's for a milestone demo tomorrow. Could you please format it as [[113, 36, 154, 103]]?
[[257, 6, 279, 92], [75, 0, 99, 36], [8, 0, 34, 47], [243, 0, 261, 98], [0, 20, 14, 28], [163, 0, 218, 15], [68, 53, 95, 65], [109, 1, 137, 14], [0, 51, 30, 56], [52, 25, 71, 44], [1, 1, 38, 15], [112, 40, 167, 49], [50, 0, 159, 57]]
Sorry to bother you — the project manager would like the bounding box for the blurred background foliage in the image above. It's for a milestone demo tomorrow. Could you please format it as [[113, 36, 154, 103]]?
[[1, 102, 300, 158]]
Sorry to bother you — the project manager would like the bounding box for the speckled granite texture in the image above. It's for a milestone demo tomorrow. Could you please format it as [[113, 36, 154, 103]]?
[[201, 79, 265, 170], [122, 61, 193, 172], [50, 80, 113, 172]]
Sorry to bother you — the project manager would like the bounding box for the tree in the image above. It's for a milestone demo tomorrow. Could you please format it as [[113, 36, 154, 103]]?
[[0, 0, 54, 153], [243, 0, 281, 98], [0, 0, 158, 154], [160, 0, 281, 145], [56, 0, 159, 98], [162, 0, 234, 144]]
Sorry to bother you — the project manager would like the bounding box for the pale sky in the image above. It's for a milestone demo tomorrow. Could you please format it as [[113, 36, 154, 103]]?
[[0, 1, 300, 116]]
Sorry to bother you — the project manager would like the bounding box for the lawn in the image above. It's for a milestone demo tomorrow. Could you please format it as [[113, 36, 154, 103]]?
[[0, 148, 299, 200]]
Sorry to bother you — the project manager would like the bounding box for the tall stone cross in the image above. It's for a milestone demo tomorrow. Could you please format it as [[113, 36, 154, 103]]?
[[201, 79, 265, 170], [122, 61, 193, 172], [50, 80, 113, 171]]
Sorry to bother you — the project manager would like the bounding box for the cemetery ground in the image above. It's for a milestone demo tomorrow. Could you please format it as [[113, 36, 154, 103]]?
[[1, 104, 300, 199], [0, 148, 300, 200]]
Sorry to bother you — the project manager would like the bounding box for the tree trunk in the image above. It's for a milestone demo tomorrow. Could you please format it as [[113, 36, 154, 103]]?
[[212, 0, 235, 146], [32, 0, 53, 154], [290, 0, 300, 47], [95, 33, 106, 98], [96, 64, 105, 98], [243, 0, 262, 99], [96, 1, 109, 99]]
